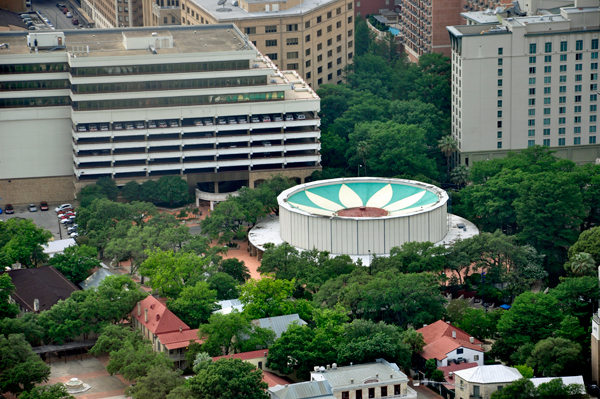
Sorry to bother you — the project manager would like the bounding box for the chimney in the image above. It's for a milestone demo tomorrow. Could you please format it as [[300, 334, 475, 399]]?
[[137, 302, 141, 316], [350, 362, 353, 367], [332, 363, 337, 369], [376, 374, 379, 378], [33, 298, 39, 312], [264, 352, 267, 356], [144, 308, 148, 322], [423, 324, 427, 327], [350, 379, 354, 384], [469, 337, 474, 344], [179, 326, 183, 332], [452, 331, 456, 339], [446, 321, 451, 324], [390, 374, 393, 379], [327, 364, 331, 370]]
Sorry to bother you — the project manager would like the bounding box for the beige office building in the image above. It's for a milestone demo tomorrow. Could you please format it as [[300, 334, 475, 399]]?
[[181, 0, 355, 88], [81, 0, 144, 28], [448, 0, 600, 166]]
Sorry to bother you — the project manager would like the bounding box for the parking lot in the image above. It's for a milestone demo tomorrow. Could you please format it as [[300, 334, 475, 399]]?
[[1, 203, 73, 240]]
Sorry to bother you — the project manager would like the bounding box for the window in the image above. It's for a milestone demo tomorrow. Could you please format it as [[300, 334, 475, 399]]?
[[337, 57, 342, 65], [593, 63, 598, 70], [576, 85, 582, 92], [368, 388, 375, 399], [337, 21, 342, 28], [348, 2, 352, 9], [529, 67, 536, 74], [560, 86, 566, 93], [545, 55, 552, 62], [544, 138, 551, 146], [317, 16, 322, 23], [559, 138, 566, 146], [327, 50, 332, 57], [559, 127, 566, 134], [530, 43, 537, 53], [337, 69, 342, 76], [327, 11, 332, 18], [287, 24, 298, 31], [544, 128, 550, 136], [327, 25, 332, 33], [529, 88, 535, 95], [528, 119, 535, 126], [576, 40, 583, 51], [328, 61, 332, 69], [528, 140, 535, 147], [342, 392, 349, 399], [576, 64, 583, 71], [593, 84, 599, 91], [336, 35, 342, 42], [498, 111, 502, 118], [545, 42, 552, 52], [498, 100, 503, 107], [356, 390, 363, 399], [544, 66, 551, 73], [498, 47, 503, 55], [575, 137, 581, 145], [348, 29, 353, 37], [317, 55, 322, 62], [559, 107, 566, 114], [575, 116, 582, 123], [560, 96, 566, 103], [544, 87, 551, 94], [498, 90, 503, 97], [317, 29, 322, 37], [544, 108, 551, 115], [381, 387, 388, 397], [497, 121, 502, 128], [560, 65, 567, 72], [560, 54, 567, 61], [575, 106, 581, 113], [497, 131, 502, 139], [265, 25, 277, 33], [498, 141, 503, 149], [245, 27, 256, 34], [305, 34, 310, 42], [258, 361, 263, 369], [266, 53, 278, 60], [544, 98, 551, 105], [591, 136, 597, 144], [305, 21, 310, 28], [498, 79, 503, 87], [317, 43, 323, 50], [544, 118, 551, 125], [337, 6, 342, 14], [559, 118, 566, 125], [592, 126, 598, 133], [594, 52, 599, 59], [561, 41, 567, 51], [593, 105, 598, 112], [593, 39, 599, 50], [529, 56, 537, 64], [576, 53, 583, 60], [544, 77, 551, 84], [306, 60, 311, 67], [528, 109, 536, 116], [498, 69, 503, 76], [266, 40, 277, 47], [575, 95, 582, 102], [318, 78, 322, 84], [287, 52, 298, 59], [528, 98, 535, 105], [286, 38, 298, 45], [592, 115, 597, 122], [498, 58, 503, 66], [529, 77, 536, 84], [528, 129, 535, 136], [306, 48, 311, 56], [337, 45, 342, 53], [306, 72, 311, 79], [348, 52, 353, 59], [592, 94, 598, 101], [317, 66, 322, 74]]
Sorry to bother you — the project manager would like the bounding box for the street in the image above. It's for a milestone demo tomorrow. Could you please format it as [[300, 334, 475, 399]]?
[[29, 0, 83, 30]]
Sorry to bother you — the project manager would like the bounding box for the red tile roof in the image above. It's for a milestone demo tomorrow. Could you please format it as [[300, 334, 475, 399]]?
[[158, 329, 202, 350], [131, 296, 190, 335], [262, 370, 290, 388], [212, 349, 269, 362], [417, 320, 483, 361], [438, 362, 478, 391]]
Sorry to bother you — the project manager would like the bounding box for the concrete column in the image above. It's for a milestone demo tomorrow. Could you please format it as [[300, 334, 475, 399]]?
[[210, 200, 215, 211]]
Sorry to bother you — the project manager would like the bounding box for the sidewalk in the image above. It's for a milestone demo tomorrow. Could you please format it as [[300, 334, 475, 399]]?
[[409, 381, 445, 399]]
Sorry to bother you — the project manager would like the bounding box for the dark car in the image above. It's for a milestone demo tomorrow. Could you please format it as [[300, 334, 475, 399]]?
[[72, 18, 79, 25], [40, 201, 49, 211], [5, 204, 14, 214]]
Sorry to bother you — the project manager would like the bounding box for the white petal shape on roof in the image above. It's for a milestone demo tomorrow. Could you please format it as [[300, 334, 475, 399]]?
[[366, 184, 393, 208], [339, 184, 363, 209], [383, 191, 426, 212], [305, 191, 345, 212]]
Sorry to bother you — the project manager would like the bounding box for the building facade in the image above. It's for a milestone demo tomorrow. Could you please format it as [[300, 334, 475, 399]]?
[[448, 0, 600, 166], [0, 25, 321, 205], [181, 0, 355, 88], [82, 0, 144, 28], [417, 320, 484, 368], [355, 0, 400, 18], [454, 365, 522, 399], [141, 0, 182, 27]]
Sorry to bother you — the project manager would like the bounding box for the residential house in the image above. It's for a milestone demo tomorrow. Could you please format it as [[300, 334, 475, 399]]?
[[453, 365, 521, 399], [79, 269, 116, 290], [213, 349, 291, 388], [309, 359, 417, 399], [417, 320, 484, 367], [130, 296, 201, 368], [2, 266, 79, 314], [253, 314, 308, 339], [214, 299, 244, 315], [42, 238, 76, 258], [269, 380, 335, 399]]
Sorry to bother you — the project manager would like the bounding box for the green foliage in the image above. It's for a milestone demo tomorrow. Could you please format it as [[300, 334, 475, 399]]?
[[89, 324, 145, 356], [0, 313, 44, 346], [219, 258, 251, 283], [535, 378, 588, 399], [49, 244, 100, 284], [526, 337, 581, 377], [198, 312, 275, 357], [337, 332, 411, 370], [569, 226, 600, 266], [400, 328, 426, 356], [96, 176, 119, 201], [207, 272, 239, 300], [19, 383, 75, 399], [155, 175, 190, 206], [239, 276, 295, 319], [201, 200, 246, 245], [514, 365, 534, 379], [0, 217, 52, 267], [140, 180, 159, 202], [490, 378, 537, 399], [550, 276, 600, 326], [168, 282, 218, 328], [125, 364, 183, 399], [122, 180, 142, 202], [424, 358, 437, 378], [446, 300, 502, 341], [107, 341, 174, 381], [565, 252, 597, 276], [0, 333, 51, 394], [0, 273, 19, 319], [185, 358, 269, 399], [192, 352, 213, 373], [371, 241, 447, 275]]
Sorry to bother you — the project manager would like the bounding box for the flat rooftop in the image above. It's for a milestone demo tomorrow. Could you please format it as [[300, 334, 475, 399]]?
[[461, 11, 501, 25], [0, 24, 253, 56], [190, 0, 340, 22]]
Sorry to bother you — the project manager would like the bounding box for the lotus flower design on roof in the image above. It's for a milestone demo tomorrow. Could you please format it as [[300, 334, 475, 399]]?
[[286, 182, 439, 217]]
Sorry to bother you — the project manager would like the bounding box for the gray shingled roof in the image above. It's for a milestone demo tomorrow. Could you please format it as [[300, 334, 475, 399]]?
[[253, 314, 307, 339], [79, 269, 115, 290], [269, 381, 334, 399]]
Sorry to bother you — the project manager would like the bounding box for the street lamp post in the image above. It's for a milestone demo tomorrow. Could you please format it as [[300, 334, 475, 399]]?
[[358, 164, 362, 177]]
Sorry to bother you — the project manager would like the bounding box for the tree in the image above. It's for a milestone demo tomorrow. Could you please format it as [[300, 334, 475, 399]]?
[[86, 275, 147, 326], [89, 324, 144, 356], [140, 180, 159, 203], [0, 313, 44, 346], [565, 252, 596, 276], [156, 175, 190, 206], [186, 358, 269, 399], [337, 332, 410, 370], [550, 276, 600, 325], [96, 176, 119, 201], [535, 378, 589, 399], [239, 276, 295, 319], [451, 165, 470, 186], [526, 337, 581, 377], [0, 334, 51, 394], [0, 273, 19, 319], [0, 218, 52, 267], [125, 364, 183, 399], [514, 365, 534, 378], [192, 352, 213, 373], [201, 200, 246, 245], [207, 272, 239, 300], [107, 341, 174, 382], [437, 135, 458, 181], [490, 378, 537, 399], [122, 180, 141, 202], [168, 282, 218, 328], [424, 358, 438, 379], [356, 141, 369, 175], [49, 244, 100, 284], [19, 384, 75, 399], [219, 258, 251, 284], [569, 226, 600, 266], [401, 328, 426, 357]]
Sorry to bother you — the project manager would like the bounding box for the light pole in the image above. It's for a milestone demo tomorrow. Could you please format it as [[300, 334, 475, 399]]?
[[358, 164, 362, 177]]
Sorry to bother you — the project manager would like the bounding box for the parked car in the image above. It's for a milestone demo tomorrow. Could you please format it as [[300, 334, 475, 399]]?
[[100, 124, 109, 131], [285, 114, 294, 121], [72, 18, 78, 25], [194, 119, 203, 126], [148, 121, 157, 128], [158, 121, 167, 128], [62, 218, 75, 225], [227, 117, 237, 124], [125, 123, 134, 130], [204, 119, 213, 126], [114, 123, 123, 130], [274, 115, 283, 122], [251, 116, 260, 123], [295, 113, 306, 120], [57, 208, 74, 215], [217, 118, 227, 125], [89, 124, 98, 131], [135, 122, 145, 129], [69, 232, 78, 238], [55, 203, 72, 213], [28, 26, 35, 30], [28, 204, 37, 212], [40, 201, 49, 211], [261, 115, 271, 122], [57, 3, 66, 8], [66, 12, 73, 17], [62, 8, 68, 14], [238, 116, 247, 123], [77, 125, 87, 132], [0, 207, 2, 214], [170, 120, 179, 127], [5, 204, 14, 214], [67, 224, 78, 233]]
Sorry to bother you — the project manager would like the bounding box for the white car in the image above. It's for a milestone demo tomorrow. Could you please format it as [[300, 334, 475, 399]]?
[[69, 232, 78, 238], [55, 203, 72, 213]]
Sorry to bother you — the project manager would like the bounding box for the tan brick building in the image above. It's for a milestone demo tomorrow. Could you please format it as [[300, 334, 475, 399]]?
[[181, 0, 355, 88], [141, 0, 182, 27], [81, 0, 144, 28]]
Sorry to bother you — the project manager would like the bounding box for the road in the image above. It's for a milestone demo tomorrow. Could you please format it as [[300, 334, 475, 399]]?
[[30, 0, 83, 30]]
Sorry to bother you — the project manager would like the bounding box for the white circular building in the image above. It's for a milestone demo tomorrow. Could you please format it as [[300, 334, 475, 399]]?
[[277, 177, 449, 256]]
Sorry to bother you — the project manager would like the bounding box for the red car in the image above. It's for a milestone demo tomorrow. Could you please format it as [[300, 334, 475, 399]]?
[[62, 7, 68, 13], [4, 204, 14, 214], [40, 201, 49, 211]]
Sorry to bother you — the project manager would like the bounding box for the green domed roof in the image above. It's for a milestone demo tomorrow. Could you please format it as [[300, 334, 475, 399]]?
[[287, 182, 440, 217]]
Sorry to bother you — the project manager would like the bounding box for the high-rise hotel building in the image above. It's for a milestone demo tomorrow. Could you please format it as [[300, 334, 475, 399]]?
[[448, 0, 600, 166], [0, 26, 321, 204]]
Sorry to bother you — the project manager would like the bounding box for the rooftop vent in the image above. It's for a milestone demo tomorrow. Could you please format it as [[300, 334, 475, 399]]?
[[469, 337, 474, 343], [452, 331, 457, 338], [151, 32, 158, 36]]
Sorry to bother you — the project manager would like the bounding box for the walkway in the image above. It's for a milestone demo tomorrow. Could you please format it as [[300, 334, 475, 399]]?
[[409, 381, 445, 399]]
